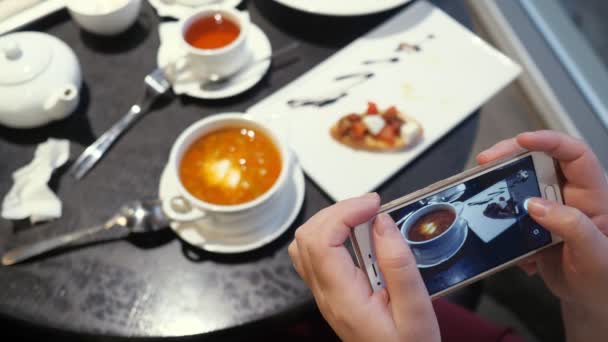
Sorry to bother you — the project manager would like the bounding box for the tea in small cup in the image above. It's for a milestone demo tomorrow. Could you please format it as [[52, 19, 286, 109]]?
[[179, 8, 250, 77]]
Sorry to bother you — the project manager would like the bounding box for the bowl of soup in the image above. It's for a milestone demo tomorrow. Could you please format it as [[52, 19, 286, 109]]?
[[179, 7, 250, 77], [401, 202, 467, 266], [164, 113, 289, 223]]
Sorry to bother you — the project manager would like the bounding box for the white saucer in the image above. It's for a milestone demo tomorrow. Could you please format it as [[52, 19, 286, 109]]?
[[158, 157, 305, 254], [148, 0, 242, 19], [157, 22, 272, 100], [417, 224, 469, 269]]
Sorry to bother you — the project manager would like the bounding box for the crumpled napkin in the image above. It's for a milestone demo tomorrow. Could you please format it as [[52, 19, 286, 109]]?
[[2, 138, 70, 223]]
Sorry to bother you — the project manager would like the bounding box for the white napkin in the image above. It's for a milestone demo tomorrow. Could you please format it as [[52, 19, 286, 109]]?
[[2, 138, 70, 223]]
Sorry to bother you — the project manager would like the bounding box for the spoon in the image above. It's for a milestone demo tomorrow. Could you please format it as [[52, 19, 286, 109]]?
[[1, 199, 169, 266], [200, 42, 299, 90]]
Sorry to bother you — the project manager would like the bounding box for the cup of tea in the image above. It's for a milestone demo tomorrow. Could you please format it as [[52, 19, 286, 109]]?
[[179, 7, 250, 77], [401, 202, 467, 266], [163, 113, 290, 225]]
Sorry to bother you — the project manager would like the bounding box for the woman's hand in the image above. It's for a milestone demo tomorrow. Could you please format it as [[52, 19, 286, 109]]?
[[288, 193, 440, 342], [477, 130, 608, 341]]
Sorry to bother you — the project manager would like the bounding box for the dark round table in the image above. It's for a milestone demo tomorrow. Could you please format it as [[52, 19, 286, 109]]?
[[0, 0, 479, 339]]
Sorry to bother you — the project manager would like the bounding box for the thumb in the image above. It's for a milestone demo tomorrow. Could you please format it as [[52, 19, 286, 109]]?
[[528, 198, 608, 261], [373, 214, 438, 338]]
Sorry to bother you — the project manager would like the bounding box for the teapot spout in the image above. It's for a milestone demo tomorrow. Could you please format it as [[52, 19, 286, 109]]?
[[43, 84, 79, 120]]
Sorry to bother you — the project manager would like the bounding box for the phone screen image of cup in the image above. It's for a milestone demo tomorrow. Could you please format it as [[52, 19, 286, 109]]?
[[389, 156, 552, 296]]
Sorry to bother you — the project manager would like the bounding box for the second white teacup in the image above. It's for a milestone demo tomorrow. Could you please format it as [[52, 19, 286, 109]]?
[[179, 7, 250, 77], [163, 113, 290, 225]]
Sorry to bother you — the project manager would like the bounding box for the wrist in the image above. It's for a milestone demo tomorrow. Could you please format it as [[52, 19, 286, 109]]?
[[561, 300, 608, 342]]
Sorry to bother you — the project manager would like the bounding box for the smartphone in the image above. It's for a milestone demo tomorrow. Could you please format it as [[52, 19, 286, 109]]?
[[351, 151, 564, 298]]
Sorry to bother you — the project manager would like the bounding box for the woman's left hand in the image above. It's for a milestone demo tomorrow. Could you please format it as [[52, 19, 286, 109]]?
[[288, 193, 440, 342]]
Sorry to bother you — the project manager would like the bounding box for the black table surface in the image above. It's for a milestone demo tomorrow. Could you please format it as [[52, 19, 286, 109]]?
[[0, 0, 480, 339]]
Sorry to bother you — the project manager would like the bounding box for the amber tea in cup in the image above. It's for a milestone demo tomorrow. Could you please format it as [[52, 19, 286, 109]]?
[[179, 126, 282, 206], [184, 13, 241, 50], [407, 209, 456, 242]]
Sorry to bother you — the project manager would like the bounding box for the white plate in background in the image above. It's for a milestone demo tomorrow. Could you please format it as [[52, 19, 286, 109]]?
[[248, 1, 521, 201], [0, 0, 66, 35], [273, 0, 411, 16], [147, 0, 241, 19]]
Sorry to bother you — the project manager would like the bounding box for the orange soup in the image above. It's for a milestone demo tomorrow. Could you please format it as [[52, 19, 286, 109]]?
[[185, 14, 240, 50], [179, 126, 282, 205]]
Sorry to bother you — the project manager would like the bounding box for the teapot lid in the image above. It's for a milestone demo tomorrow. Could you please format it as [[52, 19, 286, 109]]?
[[0, 32, 52, 86]]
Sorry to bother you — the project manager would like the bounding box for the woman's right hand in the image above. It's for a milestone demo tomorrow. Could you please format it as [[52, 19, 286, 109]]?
[[477, 130, 608, 341]]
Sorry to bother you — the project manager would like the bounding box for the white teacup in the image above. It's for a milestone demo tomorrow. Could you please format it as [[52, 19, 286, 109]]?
[[179, 7, 250, 77], [163, 113, 290, 225], [401, 202, 467, 266], [67, 0, 142, 36]]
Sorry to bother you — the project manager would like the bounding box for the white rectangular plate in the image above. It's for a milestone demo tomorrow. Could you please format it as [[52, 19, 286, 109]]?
[[0, 0, 66, 35], [248, 0, 521, 201], [273, 0, 412, 16]]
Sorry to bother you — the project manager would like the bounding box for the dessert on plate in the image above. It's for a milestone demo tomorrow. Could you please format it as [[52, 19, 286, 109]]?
[[330, 101, 423, 151]]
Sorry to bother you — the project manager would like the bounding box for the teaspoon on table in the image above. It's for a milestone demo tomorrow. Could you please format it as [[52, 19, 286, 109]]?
[[1, 199, 169, 266], [199, 42, 299, 90]]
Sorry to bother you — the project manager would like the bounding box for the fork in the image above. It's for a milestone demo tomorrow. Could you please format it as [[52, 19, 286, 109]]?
[[69, 67, 172, 180]]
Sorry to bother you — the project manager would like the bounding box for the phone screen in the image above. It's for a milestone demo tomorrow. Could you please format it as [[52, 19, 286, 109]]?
[[388, 156, 552, 295]]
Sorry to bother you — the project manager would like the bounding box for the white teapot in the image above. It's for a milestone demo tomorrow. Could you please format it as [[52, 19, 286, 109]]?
[[0, 32, 82, 129]]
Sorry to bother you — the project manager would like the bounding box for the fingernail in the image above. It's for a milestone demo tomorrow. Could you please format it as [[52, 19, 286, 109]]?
[[361, 192, 380, 202], [528, 198, 549, 217], [375, 213, 396, 236]]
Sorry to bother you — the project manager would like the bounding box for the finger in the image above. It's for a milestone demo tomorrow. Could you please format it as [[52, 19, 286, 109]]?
[[476, 138, 523, 165], [517, 130, 608, 190], [288, 241, 307, 282], [528, 198, 608, 262], [306, 193, 380, 293], [300, 193, 378, 288], [592, 215, 608, 236], [292, 194, 381, 310], [535, 245, 569, 298], [294, 224, 326, 299], [315, 193, 381, 248], [372, 213, 438, 338], [518, 259, 538, 276]]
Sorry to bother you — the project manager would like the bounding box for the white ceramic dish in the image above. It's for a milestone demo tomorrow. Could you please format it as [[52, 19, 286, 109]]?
[[147, 0, 241, 19], [416, 223, 468, 269], [177, 7, 250, 77], [248, 0, 521, 201], [273, 0, 411, 16], [0, 31, 81, 128], [157, 21, 271, 99], [401, 202, 467, 268], [67, 0, 141, 36], [158, 154, 305, 254], [0, 0, 66, 35], [162, 113, 291, 224]]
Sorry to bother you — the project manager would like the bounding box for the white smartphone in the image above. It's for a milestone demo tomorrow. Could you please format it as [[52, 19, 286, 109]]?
[[351, 151, 564, 298]]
